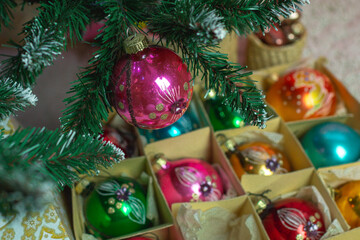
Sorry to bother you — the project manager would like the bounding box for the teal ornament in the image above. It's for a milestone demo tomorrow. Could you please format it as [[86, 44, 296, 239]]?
[[84, 176, 151, 238], [301, 122, 360, 168]]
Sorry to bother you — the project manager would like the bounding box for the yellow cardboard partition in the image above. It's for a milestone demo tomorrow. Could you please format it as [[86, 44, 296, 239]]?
[[215, 117, 313, 183], [71, 157, 173, 240], [144, 127, 245, 196]]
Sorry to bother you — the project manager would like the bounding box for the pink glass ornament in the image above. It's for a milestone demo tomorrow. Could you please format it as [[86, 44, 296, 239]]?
[[153, 157, 224, 207], [111, 46, 193, 129], [83, 21, 105, 42]]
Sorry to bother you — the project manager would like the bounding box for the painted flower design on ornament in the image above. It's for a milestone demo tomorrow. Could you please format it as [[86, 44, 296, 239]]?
[[156, 78, 191, 124], [293, 70, 335, 118], [174, 166, 222, 202], [96, 180, 146, 225], [277, 208, 324, 240], [242, 148, 287, 175]]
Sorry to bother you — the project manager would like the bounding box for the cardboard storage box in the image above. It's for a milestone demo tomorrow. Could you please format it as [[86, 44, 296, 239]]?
[[171, 195, 269, 240], [144, 127, 245, 198], [317, 162, 360, 239], [71, 157, 173, 240], [241, 168, 350, 239], [215, 117, 313, 183], [251, 58, 357, 125], [0, 192, 74, 240]]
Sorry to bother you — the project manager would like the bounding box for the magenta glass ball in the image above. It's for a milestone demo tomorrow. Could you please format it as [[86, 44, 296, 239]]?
[[154, 158, 224, 207], [111, 46, 193, 129]]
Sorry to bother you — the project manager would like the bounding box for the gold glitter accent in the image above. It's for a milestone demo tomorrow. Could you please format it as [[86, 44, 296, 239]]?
[[121, 184, 129, 188], [317, 221, 322, 228], [212, 182, 217, 188], [205, 176, 211, 182], [296, 234, 304, 240], [191, 193, 200, 201], [156, 104, 164, 111], [315, 212, 320, 219], [212, 174, 217, 180], [116, 202, 122, 209], [108, 197, 115, 205], [184, 82, 189, 91], [119, 84, 124, 91], [108, 207, 115, 214], [118, 102, 124, 109], [161, 114, 168, 120], [309, 216, 316, 222], [130, 188, 135, 193], [149, 113, 156, 119]]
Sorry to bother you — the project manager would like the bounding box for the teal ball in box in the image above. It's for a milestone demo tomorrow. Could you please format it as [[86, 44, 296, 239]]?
[[301, 122, 360, 168]]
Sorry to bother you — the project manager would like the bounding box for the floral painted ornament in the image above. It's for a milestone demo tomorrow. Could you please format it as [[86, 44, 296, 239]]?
[[266, 68, 336, 121], [84, 177, 150, 238], [152, 156, 224, 207], [262, 198, 326, 240]]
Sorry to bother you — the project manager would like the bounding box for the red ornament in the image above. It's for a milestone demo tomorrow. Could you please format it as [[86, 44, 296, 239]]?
[[262, 198, 326, 240], [266, 68, 336, 121], [152, 156, 223, 207], [257, 24, 288, 46], [100, 126, 136, 158], [111, 34, 193, 130]]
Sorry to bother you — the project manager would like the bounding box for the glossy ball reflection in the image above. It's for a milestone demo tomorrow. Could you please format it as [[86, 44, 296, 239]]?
[[111, 46, 193, 129], [153, 157, 223, 207], [266, 68, 336, 121], [262, 198, 326, 240], [301, 122, 360, 168]]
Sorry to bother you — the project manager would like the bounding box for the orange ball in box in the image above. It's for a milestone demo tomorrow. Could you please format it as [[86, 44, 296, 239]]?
[[266, 68, 336, 121], [335, 180, 360, 229], [228, 141, 291, 179]]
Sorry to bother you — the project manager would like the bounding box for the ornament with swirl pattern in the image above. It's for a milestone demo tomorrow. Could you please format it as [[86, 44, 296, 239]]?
[[111, 34, 193, 129], [84, 176, 151, 238], [152, 155, 223, 207], [266, 68, 336, 121], [262, 198, 326, 240]]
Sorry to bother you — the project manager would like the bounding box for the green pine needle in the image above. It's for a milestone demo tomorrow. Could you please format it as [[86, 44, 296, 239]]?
[[0, 78, 37, 120], [0, 0, 17, 32]]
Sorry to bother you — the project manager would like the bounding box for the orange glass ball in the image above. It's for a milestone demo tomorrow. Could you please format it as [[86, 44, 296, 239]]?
[[335, 180, 360, 229], [229, 141, 291, 179], [266, 68, 336, 121]]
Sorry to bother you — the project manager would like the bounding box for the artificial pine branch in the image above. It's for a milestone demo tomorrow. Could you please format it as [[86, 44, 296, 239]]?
[[0, 127, 124, 216], [0, 78, 37, 120], [61, 0, 156, 136], [0, 0, 17, 32], [0, 0, 90, 87]]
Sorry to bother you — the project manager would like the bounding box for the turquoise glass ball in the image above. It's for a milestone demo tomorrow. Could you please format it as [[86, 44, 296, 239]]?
[[301, 122, 360, 168]]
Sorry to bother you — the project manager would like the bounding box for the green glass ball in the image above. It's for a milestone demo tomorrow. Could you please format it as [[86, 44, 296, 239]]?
[[301, 122, 360, 168], [84, 176, 150, 238]]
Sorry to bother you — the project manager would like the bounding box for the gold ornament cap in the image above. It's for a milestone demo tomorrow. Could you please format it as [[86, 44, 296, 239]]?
[[152, 153, 168, 173], [124, 34, 149, 54]]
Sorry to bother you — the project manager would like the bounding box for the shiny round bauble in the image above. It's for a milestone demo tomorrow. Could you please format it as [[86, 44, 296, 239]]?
[[335, 181, 360, 229], [100, 126, 136, 158], [266, 68, 336, 121], [301, 122, 360, 168], [228, 141, 291, 179], [153, 157, 224, 207], [111, 43, 193, 130], [202, 90, 244, 131], [262, 198, 326, 240], [138, 103, 200, 143], [257, 24, 288, 46], [84, 176, 150, 238]]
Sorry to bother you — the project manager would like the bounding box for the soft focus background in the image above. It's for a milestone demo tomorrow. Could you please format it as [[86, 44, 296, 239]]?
[[0, 1, 359, 129]]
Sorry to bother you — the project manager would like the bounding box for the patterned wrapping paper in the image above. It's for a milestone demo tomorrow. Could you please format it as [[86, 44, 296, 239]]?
[[0, 193, 74, 240]]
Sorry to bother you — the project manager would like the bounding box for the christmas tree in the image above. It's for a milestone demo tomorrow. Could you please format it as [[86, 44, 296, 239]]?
[[0, 0, 308, 216]]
